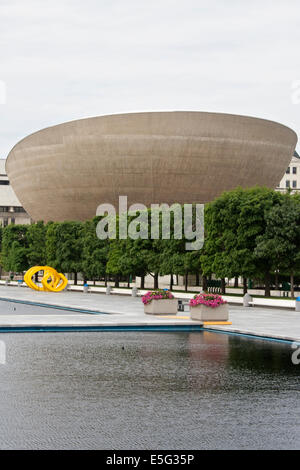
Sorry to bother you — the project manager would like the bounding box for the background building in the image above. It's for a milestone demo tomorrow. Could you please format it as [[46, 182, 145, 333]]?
[[276, 151, 300, 193], [0, 159, 31, 226], [5, 111, 297, 222]]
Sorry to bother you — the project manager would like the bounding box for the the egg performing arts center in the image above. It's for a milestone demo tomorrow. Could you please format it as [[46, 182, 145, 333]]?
[[5, 111, 298, 222]]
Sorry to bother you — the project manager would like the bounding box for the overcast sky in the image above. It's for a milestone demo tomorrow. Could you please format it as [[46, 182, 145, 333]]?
[[0, 0, 300, 157]]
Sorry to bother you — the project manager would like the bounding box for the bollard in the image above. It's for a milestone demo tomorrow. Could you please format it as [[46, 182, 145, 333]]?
[[106, 285, 112, 295], [5, 279, 9, 286], [296, 297, 300, 312], [243, 293, 253, 307], [131, 286, 138, 297], [83, 283, 89, 294]]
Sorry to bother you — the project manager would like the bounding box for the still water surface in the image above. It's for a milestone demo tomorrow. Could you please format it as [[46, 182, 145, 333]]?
[[0, 331, 299, 449]]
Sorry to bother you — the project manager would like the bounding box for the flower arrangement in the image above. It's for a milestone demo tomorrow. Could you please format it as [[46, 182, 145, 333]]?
[[142, 289, 174, 305], [189, 293, 227, 308]]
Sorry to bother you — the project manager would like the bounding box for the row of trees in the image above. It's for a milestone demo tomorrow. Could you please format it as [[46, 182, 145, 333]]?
[[0, 186, 299, 296], [0, 217, 201, 290], [201, 187, 300, 296]]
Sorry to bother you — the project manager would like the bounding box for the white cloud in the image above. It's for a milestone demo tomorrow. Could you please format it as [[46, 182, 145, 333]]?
[[0, 0, 300, 156]]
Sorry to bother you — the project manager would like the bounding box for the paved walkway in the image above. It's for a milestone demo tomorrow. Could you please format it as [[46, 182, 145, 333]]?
[[0, 286, 197, 329], [1, 280, 296, 308], [0, 286, 299, 341], [205, 308, 300, 342]]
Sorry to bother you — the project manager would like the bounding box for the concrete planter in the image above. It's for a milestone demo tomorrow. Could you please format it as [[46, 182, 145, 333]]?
[[144, 298, 178, 315], [190, 303, 229, 321]]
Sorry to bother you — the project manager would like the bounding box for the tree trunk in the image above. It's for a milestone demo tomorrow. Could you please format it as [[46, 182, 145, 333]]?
[[115, 275, 119, 288], [184, 272, 188, 292], [127, 275, 130, 288], [202, 275, 207, 292], [170, 274, 173, 291], [195, 272, 200, 287], [74, 272, 77, 285], [140, 275, 145, 290], [234, 276, 239, 288], [221, 278, 226, 295], [275, 272, 279, 290], [93, 280, 96, 286], [264, 273, 271, 297], [154, 273, 159, 289], [35, 272, 39, 283], [290, 271, 295, 298], [104, 274, 107, 287], [243, 277, 248, 295]]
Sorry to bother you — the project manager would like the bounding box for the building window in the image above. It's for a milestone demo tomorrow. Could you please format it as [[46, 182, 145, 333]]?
[[3, 218, 8, 227], [286, 167, 290, 174], [293, 167, 297, 174], [13, 207, 26, 213], [293, 180, 297, 188], [286, 180, 290, 188], [0, 180, 9, 185], [0, 206, 9, 212]]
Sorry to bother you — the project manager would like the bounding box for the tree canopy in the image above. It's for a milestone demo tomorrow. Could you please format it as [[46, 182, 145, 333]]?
[[0, 186, 299, 296]]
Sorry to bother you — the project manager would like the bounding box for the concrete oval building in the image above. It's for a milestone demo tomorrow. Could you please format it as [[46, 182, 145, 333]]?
[[6, 111, 297, 222]]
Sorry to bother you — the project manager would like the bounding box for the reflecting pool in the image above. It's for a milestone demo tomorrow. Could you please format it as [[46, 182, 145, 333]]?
[[0, 331, 299, 449]]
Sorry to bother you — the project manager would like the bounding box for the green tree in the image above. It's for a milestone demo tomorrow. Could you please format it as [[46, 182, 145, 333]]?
[[1, 224, 29, 274], [255, 193, 300, 297], [55, 221, 83, 284], [106, 239, 129, 286], [45, 222, 60, 270], [105, 213, 150, 287], [81, 217, 108, 283], [104, 205, 204, 291], [158, 205, 204, 291], [201, 186, 284, 296], [27, 221, 47, 266]]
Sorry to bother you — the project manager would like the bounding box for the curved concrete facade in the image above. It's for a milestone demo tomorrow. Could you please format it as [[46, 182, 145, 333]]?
[[6, 111, 298, 222]]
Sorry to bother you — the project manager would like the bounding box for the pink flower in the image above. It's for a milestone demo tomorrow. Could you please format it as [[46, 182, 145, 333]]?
[[141, 289, 174, 305], [189, 293, 227, 308]]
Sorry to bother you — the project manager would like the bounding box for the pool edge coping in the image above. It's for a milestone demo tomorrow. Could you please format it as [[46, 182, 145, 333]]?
[[0, 297, 299, 344]]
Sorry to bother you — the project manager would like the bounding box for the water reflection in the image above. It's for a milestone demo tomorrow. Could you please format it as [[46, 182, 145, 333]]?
[[0, 331, 298, 450], [227, 335, 298, 374], [188, 331, 229, 363]]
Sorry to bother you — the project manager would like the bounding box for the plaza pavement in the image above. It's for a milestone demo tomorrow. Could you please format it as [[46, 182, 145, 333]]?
[[0, 286, 299, 341], [0, 286, 197, 329]]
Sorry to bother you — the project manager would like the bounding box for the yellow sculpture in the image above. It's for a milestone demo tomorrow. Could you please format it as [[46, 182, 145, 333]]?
[[24, 266, 68, 292]]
